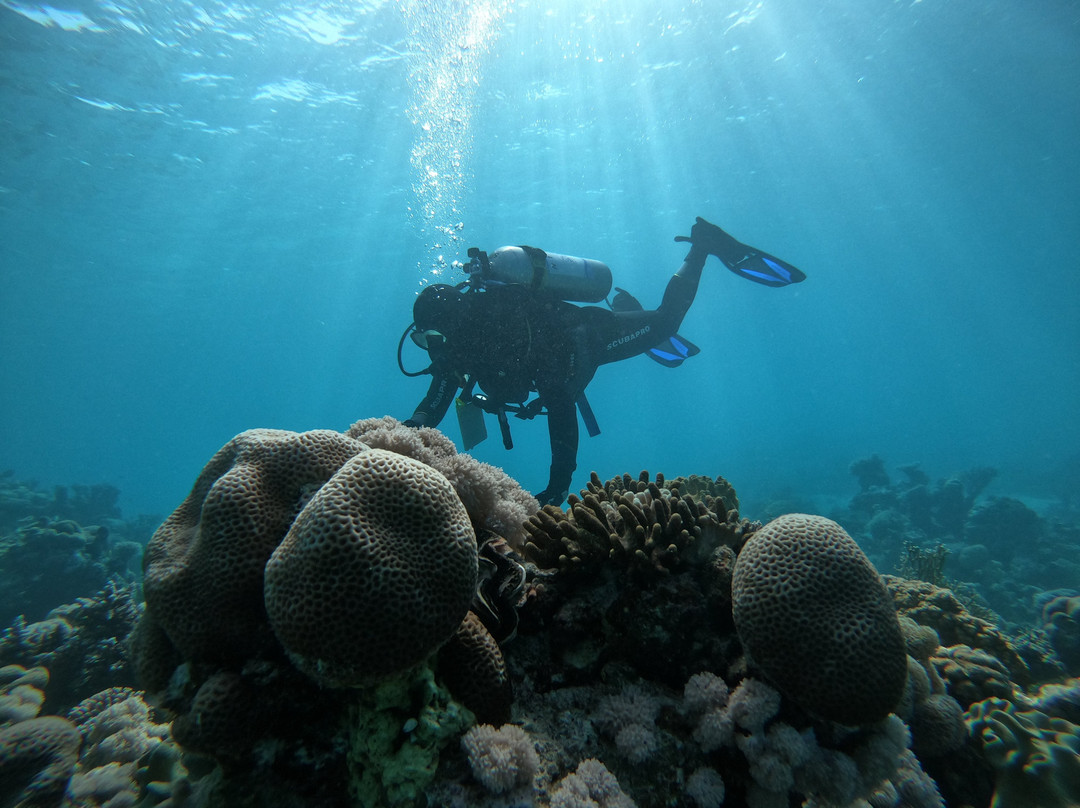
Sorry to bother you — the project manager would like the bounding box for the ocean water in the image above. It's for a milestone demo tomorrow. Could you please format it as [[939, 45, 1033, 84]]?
[[1, 0, 1078, 520]]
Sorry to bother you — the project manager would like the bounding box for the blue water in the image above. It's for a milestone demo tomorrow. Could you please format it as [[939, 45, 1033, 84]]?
[[1, 0, 1078, 519]]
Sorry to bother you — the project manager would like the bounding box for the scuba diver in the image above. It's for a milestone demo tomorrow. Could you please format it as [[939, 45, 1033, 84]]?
[[399, 216, 806, 506]]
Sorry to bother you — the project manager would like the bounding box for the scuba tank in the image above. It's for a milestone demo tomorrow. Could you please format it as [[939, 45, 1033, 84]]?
[[466, 245, 612, 303]]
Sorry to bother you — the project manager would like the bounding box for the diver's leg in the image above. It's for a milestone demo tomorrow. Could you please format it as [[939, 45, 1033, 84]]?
[[590, 250, 707, 364]]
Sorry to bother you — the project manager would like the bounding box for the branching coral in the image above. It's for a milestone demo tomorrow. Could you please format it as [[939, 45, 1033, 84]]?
[[522, 470, 752, 579]]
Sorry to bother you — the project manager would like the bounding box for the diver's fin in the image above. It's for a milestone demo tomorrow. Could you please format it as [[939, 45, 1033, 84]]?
[[720, 247, 806, 287], [647, 333, 700, 367]]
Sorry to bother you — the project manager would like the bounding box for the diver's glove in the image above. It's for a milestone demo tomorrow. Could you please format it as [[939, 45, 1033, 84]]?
[[674, 216, 741, 263]]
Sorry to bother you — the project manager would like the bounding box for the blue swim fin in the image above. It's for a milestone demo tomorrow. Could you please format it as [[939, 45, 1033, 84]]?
[[610, 287, 700, 368], [647, 332, 701, 368], [722, 249, 806, 287]]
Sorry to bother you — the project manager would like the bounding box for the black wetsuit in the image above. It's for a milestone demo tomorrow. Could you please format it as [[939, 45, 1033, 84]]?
[[408, 254, 706, 504]]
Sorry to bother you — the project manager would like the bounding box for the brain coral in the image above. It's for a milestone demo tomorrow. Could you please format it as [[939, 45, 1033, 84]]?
[[731, 513, 907, 725], [264, 449, 478, 686], [143, 428, 367, 664]]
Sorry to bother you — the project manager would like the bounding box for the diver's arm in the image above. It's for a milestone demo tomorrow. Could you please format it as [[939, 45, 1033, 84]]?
[[405, 370, 458, 428], [535, 397, 579, 507]]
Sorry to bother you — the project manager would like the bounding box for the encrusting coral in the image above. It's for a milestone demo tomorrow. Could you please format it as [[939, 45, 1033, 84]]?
[[885, 575, 1032, 687], [731, 513, 908, 725], [964, 697, 1080, 808]]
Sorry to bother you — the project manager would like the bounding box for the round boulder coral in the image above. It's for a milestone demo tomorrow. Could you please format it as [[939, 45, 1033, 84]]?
[[731, 514, 907, 725], [264, 449, 478, 686], [143, 428, 367, 664]]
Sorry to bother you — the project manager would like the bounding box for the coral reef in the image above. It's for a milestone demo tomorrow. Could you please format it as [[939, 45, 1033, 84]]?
[[839, 455, 1080, 627], [8, 428, 1080, 808], [732, 513, 907, 725], [0, 581, 141, 713], [0, 515, 139, 626], [0, 471, 124, 534]]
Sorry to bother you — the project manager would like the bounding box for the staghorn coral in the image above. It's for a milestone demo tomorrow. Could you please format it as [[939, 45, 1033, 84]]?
[[460, 723, 539, 794], [965, 697, 1080, 808], [264, 448, 478, 687], [143, 428, 368, 666], [346, 416, 538, 548], [0, 715, 82, 808], [522, 470, 751, 579], [732, 514, 907, 725]]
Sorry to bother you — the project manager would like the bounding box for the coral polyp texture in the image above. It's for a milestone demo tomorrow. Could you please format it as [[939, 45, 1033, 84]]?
[[731, 513, 908, 725], [265, 448, 478, 686], [142, 428, 368, 664]]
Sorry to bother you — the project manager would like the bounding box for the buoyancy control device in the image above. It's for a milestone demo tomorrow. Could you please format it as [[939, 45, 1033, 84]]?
[[399, 244, 611, 452], [466, 245, 612, 303]]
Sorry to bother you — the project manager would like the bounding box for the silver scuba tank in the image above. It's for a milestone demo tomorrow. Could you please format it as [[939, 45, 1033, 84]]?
[[469, 245, 613, 303]]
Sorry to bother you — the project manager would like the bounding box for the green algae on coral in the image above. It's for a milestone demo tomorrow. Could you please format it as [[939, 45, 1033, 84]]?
[[346, 663, 474, 808]]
